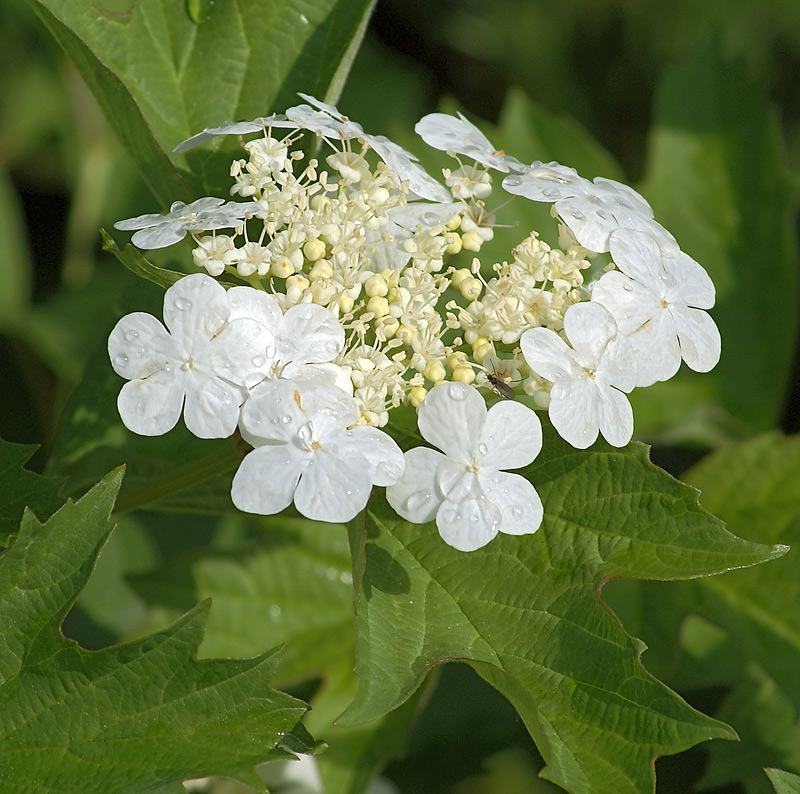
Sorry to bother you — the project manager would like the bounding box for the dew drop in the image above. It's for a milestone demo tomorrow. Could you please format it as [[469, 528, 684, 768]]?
[[542, 186, 561, 200], [422, 212, 439, 226], [269, 604, 282, 619], [281, 415, 292, 424], [252, 355, 266, 368], [404, 491, 432, 513], [265, 345, 277, 359], [595, 209, 607, 220], [298, 421, 314, 442], [114, 354, 129, 368], [449, 383, 468, 401], [571, 209, 585, 221], [174, 297, 193, 311], [135, 401, 146, 415], [504, 176, 522, 187], [377, 460, 402, 481], [340, 571, 353, 585], [511, 505, 523, 519], [123, 330, 139, 342], [477, 443, 488, 456], [623, 283, 633, 292]]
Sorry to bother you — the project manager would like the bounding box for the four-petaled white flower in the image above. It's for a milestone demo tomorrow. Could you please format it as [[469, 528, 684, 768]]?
[[591, 229, 721, 387], [502, 162, 676, 253], [114, 197, 254, 249], [108, 274, 272, 438], [520, 301, 638, 449], [232, 379, 405, 522], [415, 112, 525, 173], [386, 382, 543, 552]]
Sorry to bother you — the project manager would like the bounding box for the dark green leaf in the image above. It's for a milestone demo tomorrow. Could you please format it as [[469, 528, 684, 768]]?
[[0, 469, 316, 793], [0, 438, 64, 547], [340, 425, 785, 794], [101, 228, 184, 289]]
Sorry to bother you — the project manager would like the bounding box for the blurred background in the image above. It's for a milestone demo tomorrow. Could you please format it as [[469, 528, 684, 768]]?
[[1, 0, 799, 792]]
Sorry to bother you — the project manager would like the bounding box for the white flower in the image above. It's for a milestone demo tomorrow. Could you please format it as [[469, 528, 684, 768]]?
[[520, 301, 638, 448], [114, 197, 254, 249], [591, 229, 721, 387], [226, 288, 351, 392], [501, 163, 676, 253], [386, 382, 543, 552], [231, 379, 405, 522], [108, 275, 271, 438], [415, 112, 525, 173]]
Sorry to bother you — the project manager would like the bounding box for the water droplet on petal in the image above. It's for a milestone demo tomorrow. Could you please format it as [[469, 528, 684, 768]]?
[[449, 383, 468, 401], [298, 421, 314, 442], [377, 460, 402, 481], [422, 212, 439, 226], [135, 401, 146, 415], [404, 491, 432, 513], [542, 186, 561, 200], [114, 354, 129, 368], [281, 414, 292, 424], [123, 330, 139, 342], [595, 208, 607, 220], [252, 356, 266, 368], [504, 176, 522, 187], [511, 505, 523, 519], [324, 341, 340, 357], [265, 345, 277, 360], [571, 209, 585, 221], [477, 443, 488, 456], [174, 297, 193, 311]]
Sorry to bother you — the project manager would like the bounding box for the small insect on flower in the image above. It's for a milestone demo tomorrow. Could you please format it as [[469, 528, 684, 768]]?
[[480, 354, 520, 400]]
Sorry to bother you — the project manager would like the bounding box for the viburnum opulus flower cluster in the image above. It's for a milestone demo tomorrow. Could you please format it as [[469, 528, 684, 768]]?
[[109, 95, 720, 552]]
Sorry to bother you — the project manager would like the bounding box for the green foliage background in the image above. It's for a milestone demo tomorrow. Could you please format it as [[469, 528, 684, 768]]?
[[1, 0, 799, 792]]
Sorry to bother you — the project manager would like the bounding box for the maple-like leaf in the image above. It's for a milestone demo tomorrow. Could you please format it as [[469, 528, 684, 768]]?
[[0, 469, 318, 794]]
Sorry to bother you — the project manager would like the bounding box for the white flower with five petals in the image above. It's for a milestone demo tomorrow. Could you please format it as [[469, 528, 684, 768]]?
[[232, 379, 404, 522], [520, 301, 638, 448], [108, 274, 272, 438], [386, 382, 543, 552], [502, 163, 676, 253], [590, 229, 721, 387]]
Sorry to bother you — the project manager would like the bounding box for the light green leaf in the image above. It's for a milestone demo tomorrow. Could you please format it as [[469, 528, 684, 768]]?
[[132, 514, 423, 794], [0, 469, 317, 793], [767, 769, 800, 794], [27, 0, 376, 200], [0, 437, 65, 548], [100, 228, 185, 290], [340, 424, 786, 794], [635, 41, 799, 440]]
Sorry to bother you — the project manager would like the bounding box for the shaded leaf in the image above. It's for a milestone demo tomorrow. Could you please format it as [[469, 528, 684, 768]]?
[[0, 469, 316, 793], [101, 228, 184, 289], [767, 769, 800, 794], [340, 424, 786, 794], [0, 437, 65, 547]]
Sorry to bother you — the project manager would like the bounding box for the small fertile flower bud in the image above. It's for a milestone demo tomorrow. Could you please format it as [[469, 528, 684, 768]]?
[[408, 385, 428, 407], [452, 364, 475, 384], [303, 238, 326, 262], [424, 360, 446, 383]]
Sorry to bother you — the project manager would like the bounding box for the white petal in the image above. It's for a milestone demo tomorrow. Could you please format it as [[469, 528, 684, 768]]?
[[386, 447, 445, 524], [520, 327, 580, 383], [227, 286, 283, 329], [294, 449, 374, 522], [671, 305, 721, 373], [108, 312, 182, 380], [597, 332, 638, 394], [130, 224, 187, 249], [664, 251, 716, 310], [595, 384, 634, 447], [478, 401, 542, 471], [280, 304, 344, 364], [437, 462, 479, 504], [436, 497, 501, 552], [117, 374, 184, 436], [563, 302, 618, 365], [163, 274, 230, 343], [329, 427, 405, 486], [368, 135, 452, 202], [608, 229, 669, 287], [417, 382, 485, 463], [501, 162, 587, 202], [182, 375, 241, 438], [554, 194, 620, 253], [548, 377, 600, 449], [114, 211, 169, 231], [231, 445, 304, 515], [592, 177, 654, 217], [627, 309, 681, 387], [281, 361, 354, 394], [591, 271, 660, 335], [479, 470, 543, 536], [210, 317, 276, 389]]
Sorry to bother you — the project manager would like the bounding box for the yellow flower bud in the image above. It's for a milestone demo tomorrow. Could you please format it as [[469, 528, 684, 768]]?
[[303, 238, 326, 262], [452, 365, 475, 384], [408, 385, 428, 407], [444, 233, 462, 255], [367, 296, 390, 317], [365, 274, 388, 297], [309, 260, 333, 280], [445, 214, 462, 230], [338, 292, 354, 313], [271, 256, 296, 278], [471, 341, 493, 364], [450, 268, 472, 288], [461, 230, 484, 252], [424, 360, 446, 383], [447, 351, 467, 371], [460, 277, 482, 301]]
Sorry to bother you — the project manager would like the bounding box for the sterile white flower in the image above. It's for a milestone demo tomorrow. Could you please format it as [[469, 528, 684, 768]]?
[[386, 382, 543, 552], [172, 115, 295, 154], [415, 112, 525, 173], [502, 163, 676, 253], [231, 379, 405, 522], [591, 228, 721, 387], [114, 197, 254, 249], [108, 274, 271, 437], [520, 301, 638, 448]]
